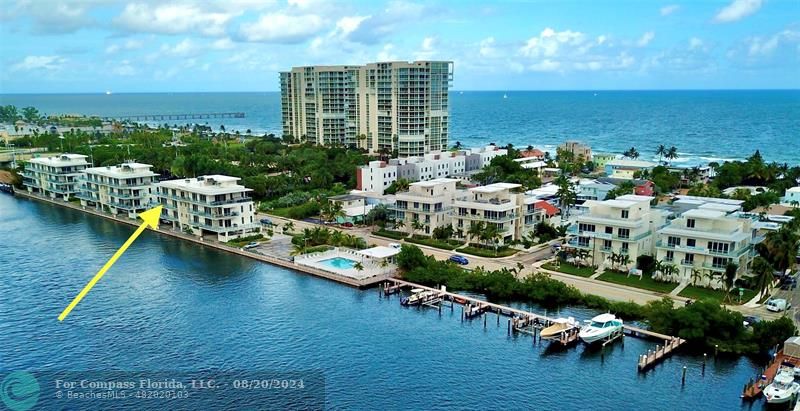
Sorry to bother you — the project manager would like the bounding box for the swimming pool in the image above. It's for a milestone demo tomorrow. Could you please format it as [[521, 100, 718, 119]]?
[[319, 257, 358, 270]]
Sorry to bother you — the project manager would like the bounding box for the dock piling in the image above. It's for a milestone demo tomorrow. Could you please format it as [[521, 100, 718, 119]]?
[[682, 366, 687, 385]]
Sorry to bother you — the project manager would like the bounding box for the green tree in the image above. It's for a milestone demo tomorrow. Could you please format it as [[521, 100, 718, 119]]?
[[396, 244, 429, 271], [21, 106, 40, 123], [555, 176, 577, 217], [751, 256, 774, 299], [655, 144, 667, 165]]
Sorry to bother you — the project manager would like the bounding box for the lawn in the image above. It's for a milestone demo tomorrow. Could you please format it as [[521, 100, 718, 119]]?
[[542, 262, 595, 278], [596, 270, 678, 294], [678, 285, 757, 305], [405, 236, 464, 251], [460, 245, 517, 258]]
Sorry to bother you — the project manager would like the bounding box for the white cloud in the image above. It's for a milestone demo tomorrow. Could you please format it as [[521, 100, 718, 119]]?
[[112, 60, 137, 76], [11, 55, 66, 72], [479, 37, 497, 58], [689, 37, 705, 51], [105, 39, 143, 54], [211, 37, 235, 50], [415, 36, 437, 60], [637, 31, 655, 47], [160, 39, 199, 56], [238, 13, 325, 43], [336, 16, 370, 36], [343, 1, 427, 44], [114, 3, 235, 36], [727, 29, 800, 67], [528, 59, 561, 72], [519, 28, 586, 58], [377, 44, 397, 61], [713, 0, 763, 23], [660, 5, 680, 16]]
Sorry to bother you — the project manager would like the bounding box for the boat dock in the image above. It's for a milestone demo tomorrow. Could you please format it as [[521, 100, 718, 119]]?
[[385, 278, 685, 371], [741, 350, 800, 399]]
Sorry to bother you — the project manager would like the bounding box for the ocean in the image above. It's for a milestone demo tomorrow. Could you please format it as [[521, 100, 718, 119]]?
[[1, 90, 798, 165]]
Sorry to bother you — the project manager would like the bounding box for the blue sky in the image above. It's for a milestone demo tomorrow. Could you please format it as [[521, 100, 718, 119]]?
[[1, 0, 798, 93]]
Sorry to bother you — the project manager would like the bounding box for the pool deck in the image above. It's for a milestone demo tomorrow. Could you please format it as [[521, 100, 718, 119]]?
[[14, 191, 395, 288]]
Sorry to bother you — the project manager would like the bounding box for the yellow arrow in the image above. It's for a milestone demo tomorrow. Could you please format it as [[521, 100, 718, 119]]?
[[58, 205, 163, 321]]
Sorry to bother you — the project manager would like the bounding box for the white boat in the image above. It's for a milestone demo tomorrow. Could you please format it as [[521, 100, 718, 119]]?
[[401, 289, 437, 306], [764, 367, 800, 404], [578, 313, 623, 344], [540, 317, 579, 340], [503, 93, 508, 99]]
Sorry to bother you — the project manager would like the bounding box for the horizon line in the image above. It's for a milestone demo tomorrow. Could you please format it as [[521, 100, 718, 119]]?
[[2, 88, 800, 95]]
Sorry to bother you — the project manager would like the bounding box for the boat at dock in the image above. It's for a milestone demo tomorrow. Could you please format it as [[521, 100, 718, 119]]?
[[579, 314, 623, 344], [764, 367, 800, 404], [540, 317, 579, 341], [401, 289, 438, 306]]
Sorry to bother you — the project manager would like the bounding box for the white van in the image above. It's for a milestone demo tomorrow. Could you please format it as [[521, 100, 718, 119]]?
[[766, 298, 791, 312], [388, 242, 401, 249]]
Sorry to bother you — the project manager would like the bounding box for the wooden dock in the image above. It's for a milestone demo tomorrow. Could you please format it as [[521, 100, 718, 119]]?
[[741, 351, 800, 399], [386, 278, 685, 370]]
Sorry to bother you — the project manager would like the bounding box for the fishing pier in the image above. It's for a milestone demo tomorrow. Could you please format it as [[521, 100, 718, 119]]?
[[383, 278, 685, 372], [103, 112, 245, 122]]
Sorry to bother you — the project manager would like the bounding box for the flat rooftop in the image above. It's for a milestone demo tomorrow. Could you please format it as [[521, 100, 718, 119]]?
[[675, 195, 745, 206], [616, 194, 655, 203], [85, 162, 157, 178], [29, 153, 88, 167], [157, 175, 252, 195], [410, 178, 459, 187], [683, 208, 726, 219], [471, 182, 521, 193]]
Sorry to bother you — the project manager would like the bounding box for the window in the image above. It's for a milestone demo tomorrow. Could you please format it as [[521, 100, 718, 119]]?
[[686, 218, 695, 228], [684, 254, 694, 264], [578, 237, 590, 247], [687, 239, 696, 247], [665, 251, 674, 262], [621, 243, 629, 252], [708, 241, 731, 255], [621, 210, 629, 219], [605, 226, 613, 234], [603, 239, 612, 250], [578, 223, 596, 233], [618, 228, 630, 239], [712, 256, 728, 269], [667, 236, 681, 247]]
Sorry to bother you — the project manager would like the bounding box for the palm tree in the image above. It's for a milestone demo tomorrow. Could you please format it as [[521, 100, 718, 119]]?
[[576, 249, 591, 268], [652, 260, 664, 281], [394, 178, 410, 193], [411, 219, 424, 237], [751, 256, 774, 299], [623, 147, 639, 160], [283, 221, 294, 234], [655, 144, 667, 165], [467, 221, 485, 245], [452, 141, 463, 150], [619, 254, 632, 271], [756, 225, 800, 273], [394, 219, 405, 232], [353, 261, 364, 274], [690, 268, 704, 286], [723, 262, 739, 303], [555, 176, 577, 218], [666, 146, 678, 165]]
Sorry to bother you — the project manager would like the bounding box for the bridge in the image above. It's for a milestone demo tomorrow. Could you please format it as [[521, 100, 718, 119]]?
[[102, 112, 245, 122]]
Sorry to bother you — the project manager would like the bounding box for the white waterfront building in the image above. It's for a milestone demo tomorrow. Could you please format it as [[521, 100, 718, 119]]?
[[77, 162, 158, 219], [155, 175, 258, 241], [22, 153, 89, 201], [391, 178, 459, 236], [356, 146, 507, 194], [656, 202, 760, 288], [567, 195, 667, 268], [453, 183, 524, 245]]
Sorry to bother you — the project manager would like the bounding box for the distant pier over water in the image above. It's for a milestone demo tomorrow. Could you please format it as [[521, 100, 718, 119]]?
[[102, 112, 245, 122]]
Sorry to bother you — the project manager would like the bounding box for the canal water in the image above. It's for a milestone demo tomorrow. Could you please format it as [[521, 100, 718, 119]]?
[[0, 195, 773, 410]]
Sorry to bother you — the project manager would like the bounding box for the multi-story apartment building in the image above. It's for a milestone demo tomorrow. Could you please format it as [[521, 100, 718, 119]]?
[[453, 183, 523, 245], [77, 162, 158, 219], [605, 159, 656, 180], [355, 146, 507, 194], [155, 175, 258, 241], [567, 194, 666, 268], [559, 141, 592, 161], [656, 203, 760, 288], [391, 178, 459, 236], [23, 153, 89, 201], [280, 61, 454, 157]]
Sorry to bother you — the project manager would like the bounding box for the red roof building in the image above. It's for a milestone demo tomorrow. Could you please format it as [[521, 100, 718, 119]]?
[[520, 149, 545, 160], [534, 200, 559, 217], [635, 180, 655, 196]]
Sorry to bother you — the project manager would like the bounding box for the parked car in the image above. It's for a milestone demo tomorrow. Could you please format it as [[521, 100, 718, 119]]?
[[743, 315, 761, 327], [781, 277, 797, 290], [766, 298, 791, 312], [388, 243, 402, 249], [259, 218, 273, 226], [448, 255, 469, 265], [342, 222, 354, 228], [243, 242, 259, 250]]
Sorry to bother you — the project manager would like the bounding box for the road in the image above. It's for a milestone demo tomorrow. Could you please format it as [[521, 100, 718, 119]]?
[[257, 212, 788, 320]]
